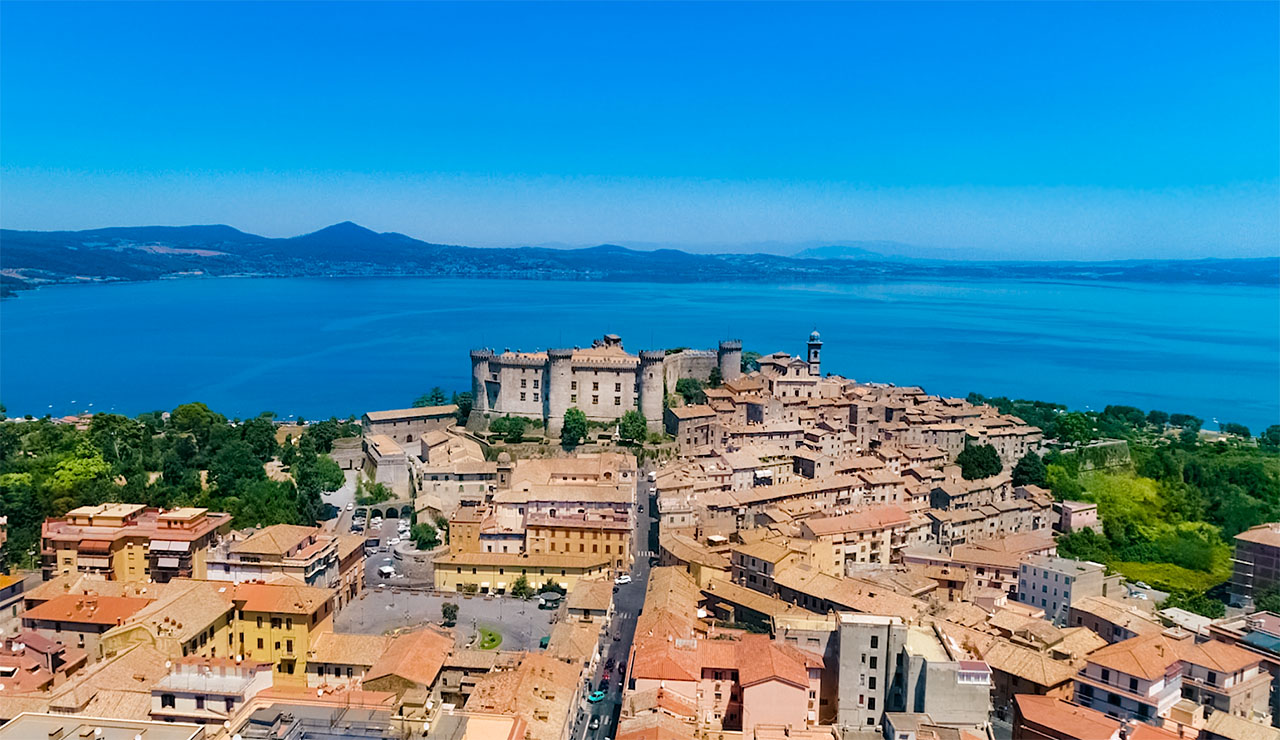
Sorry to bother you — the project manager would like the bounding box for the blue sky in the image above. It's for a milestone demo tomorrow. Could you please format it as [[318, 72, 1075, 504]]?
[[1, 2, 1277, 259]]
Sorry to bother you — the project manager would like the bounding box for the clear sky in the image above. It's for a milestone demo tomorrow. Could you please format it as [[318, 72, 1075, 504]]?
[[1, 1, 1277, 259]]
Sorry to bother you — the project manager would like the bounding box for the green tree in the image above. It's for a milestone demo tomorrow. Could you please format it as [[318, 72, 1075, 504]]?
[[740, 351, 761, 373], [510, 574, 535, 600], [1171, 414, 1203, 431], [1161, 589, 1225, 619], [674, 378, 706, 405], [1262, 425, 1280, 450], [955, 444, 1003, 481], [434, 513, 450, 542], [492, 416, 528, 443], [240, 414, 278, 462], [208, 440, 266, 494], [707, 367, 723, 388], [561, 408, 588, 447], [414, 387, 448, 407], [1147, 410, 1170, 428], [1011, 452, 1047, 487], [412, 522, 441, 550], [618, 410, 648, 445], [1221, 422, 1251, 438], [1054, 412, 1095, 446], [540, 579, 566, 596], [451, 391, 474, 424], [441, 601, 459, 625]]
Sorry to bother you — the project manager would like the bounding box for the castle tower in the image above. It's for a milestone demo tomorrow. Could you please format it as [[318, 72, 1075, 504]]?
[[638, 350, 665, 426], [807, 331, 822, 376], [717, 339, 743, 382], [469, 348, 493, 419], [546, 347, 574, 433]]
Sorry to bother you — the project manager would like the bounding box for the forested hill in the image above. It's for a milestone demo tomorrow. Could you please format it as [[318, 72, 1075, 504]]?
[[2, 221, 1275, 295]]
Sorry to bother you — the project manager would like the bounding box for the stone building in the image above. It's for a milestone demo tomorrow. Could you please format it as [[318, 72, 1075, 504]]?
[[469, 334, 742, 431]]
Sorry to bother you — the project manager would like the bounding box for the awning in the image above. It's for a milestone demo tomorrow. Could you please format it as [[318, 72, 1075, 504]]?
[[150, 540, 191, 553], [496, 582, 507, 589], [480, 582, 490, 588], [78, 556, 110, 568], [157, 557, 181, 569], [78, 540, 111, 554]]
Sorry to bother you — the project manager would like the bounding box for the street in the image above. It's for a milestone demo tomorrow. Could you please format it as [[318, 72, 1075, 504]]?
[[571, 470, 658, 740]]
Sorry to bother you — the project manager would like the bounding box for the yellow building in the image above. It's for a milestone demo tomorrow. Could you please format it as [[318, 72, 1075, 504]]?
[[524, 512, 632, 571], [101, 580, 237, 662], [41, 505, 231, 583], [233, 580, 335, 685], [433, 551, 611, 594]]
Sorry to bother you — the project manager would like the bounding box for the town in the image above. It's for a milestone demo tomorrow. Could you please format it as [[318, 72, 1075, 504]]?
[[0, 331, 1277, 740]]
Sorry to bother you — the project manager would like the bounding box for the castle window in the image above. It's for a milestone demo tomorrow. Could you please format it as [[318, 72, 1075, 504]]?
[[521, 379, 527, 388], [533, 379, 539, 389], [520, 392, 526, 401], [593, 382, 599, 391], [592, 396, 599, 405], [571, 395, 577, 403], [533, 393, 540, 402], [614, 397, 621, 405], [571, 381, 577, 390], [614, 383, 621, 392]]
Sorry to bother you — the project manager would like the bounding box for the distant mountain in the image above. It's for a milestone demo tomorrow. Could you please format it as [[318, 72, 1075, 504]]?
[[2, 222, 1275, 296]]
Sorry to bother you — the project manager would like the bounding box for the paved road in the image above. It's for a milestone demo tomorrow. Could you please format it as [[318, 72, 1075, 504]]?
[[336, 588, 555, 650], [571, 470, 658, 740]]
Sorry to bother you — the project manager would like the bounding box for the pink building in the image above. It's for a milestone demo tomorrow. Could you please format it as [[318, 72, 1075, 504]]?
[[1056, 501, 1102, 534]]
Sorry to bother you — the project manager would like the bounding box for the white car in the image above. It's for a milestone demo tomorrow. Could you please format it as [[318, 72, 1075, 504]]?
[[614, 574, 632, 585], [346, 503, 354, 511], [389, 537, 401, 546]]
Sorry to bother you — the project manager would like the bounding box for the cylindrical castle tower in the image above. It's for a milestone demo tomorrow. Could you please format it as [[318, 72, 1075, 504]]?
[[718, 339, 743, 382], [546, 348, 574, 433], [469, 348, 493, 417], [637, 350, 665, 427]]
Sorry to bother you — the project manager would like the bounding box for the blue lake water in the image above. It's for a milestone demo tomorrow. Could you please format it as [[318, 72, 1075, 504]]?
[[1, 277, 1277, 431]]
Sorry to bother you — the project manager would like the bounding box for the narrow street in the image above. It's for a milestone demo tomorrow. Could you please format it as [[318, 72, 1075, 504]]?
[[571, 471, 658, 740]]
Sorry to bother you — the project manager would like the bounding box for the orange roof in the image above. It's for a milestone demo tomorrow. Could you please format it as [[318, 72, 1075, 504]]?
[[232, 581, 332, 615], [803, 505, 910, 536], [1128, 725, 1182, 740], [631, 633, 815, 690], [1014, 695, 1121, 740], [23, 594, 152, 625], [1182, 638, 1261, 674], [365, 626, 454, 687], [1085, 634, 1182, 681]]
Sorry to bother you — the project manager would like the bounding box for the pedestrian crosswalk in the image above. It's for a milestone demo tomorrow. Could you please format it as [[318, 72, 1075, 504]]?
[[636, 549, 655, 558], [615, 611, 634, 619]]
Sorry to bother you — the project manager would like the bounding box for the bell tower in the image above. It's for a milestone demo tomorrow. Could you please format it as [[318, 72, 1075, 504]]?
[[807, 330, 822, 376]]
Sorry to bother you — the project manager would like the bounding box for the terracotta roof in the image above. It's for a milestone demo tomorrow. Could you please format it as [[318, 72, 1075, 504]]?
[[232, 524, 320, 556], [23, 594, 152, 626], [1014, 695, 1121, 740], [566, 579, 613, 613], [364, 405, 458, 422], [232, 581, 333, 615], [802, 505, 911, 536], [617, 708, 697, 740], [1084, 634, 1182, 680], [1200, 711, 1280, 740], [365, 626, 454, 687], [667, 405, 717, 420], [308, 632, 392, 667]]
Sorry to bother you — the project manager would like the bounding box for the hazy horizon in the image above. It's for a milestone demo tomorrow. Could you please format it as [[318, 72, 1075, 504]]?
[[2, 2, 1277, 260]]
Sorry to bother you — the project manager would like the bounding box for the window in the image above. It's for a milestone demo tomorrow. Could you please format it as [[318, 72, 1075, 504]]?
[[592, 396, 599, 405], [614, 383, 621, 392], [1129, 677, 1139, 691], [286, 618, 292, 630], [271, 617, 281, 629], [195, 696, 205, 710], [257, 638, 264, 649], [614, 397, 621, 405], [593, 382, 599, 391], [870, 636, 878, 649], [520, 392, 526, 401], [533, 379, 539, 389], [1101, 669, 1110, 682], [161, 694, 176, 708], [571, 395, 577, 403], [571, 381, 577, 390], [257, 616, 263, 628], [868, 698, 876, 711], [521, 379, 527, 388], [534, 393, 540, 402], [226, 698, 235, 712], [1208, 671, 1218, 685], [869, 656, 877, 669], [286, 639, 293, 653], [869, 676, 877, 689]]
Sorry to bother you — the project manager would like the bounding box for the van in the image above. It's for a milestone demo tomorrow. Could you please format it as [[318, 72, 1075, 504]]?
[[378, 565, 396, 578]]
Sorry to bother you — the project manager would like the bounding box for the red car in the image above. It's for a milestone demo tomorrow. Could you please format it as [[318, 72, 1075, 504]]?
[[602, 670, 610, 681]]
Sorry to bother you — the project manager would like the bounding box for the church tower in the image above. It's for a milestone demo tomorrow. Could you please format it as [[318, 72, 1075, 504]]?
[[807, 330, 822, 376]]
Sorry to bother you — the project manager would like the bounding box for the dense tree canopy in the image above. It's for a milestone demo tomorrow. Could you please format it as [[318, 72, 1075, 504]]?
[[0, 405, 350, 567], [956, 444, 1003, 481], [1011, 452, 1047, 487], [561, 408, 588, 447], [675, 378, 706, 406]]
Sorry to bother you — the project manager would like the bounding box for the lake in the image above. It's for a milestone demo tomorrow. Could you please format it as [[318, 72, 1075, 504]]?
[[1, 277, 1276, 431]]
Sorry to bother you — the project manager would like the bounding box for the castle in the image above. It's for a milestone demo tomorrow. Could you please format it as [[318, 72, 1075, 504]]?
[[469, 334, 748, 431], [469, 332, 828, 432]]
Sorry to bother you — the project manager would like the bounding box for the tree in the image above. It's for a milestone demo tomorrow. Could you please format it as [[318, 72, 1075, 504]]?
[[1147, 410, 1170, 428], [707, 367, 723, 388], [674, 378, 706, 405], [510, 575, 535, 600], [452, 391, 474, 424], [1170, 414, 1203, 431], [441, 601, 459, 626], [618, 410, 648, 444], [1262, 425, 1280, 450], [414, 387, 448, 408], [1221, 422, 1251, 438], [1161, 590, 1225, 619], [740, 351, 761, 373], [209, 440, 266, 494], [540, 579, 566, 596], [491, 416, 528, 443], [240, 414, 278, 462], [1255, 588, 1280, 614], [1011, 452, 1047, 487], [955, 444, 1003, 481], [561, 408, 587, 447], [1054, 412, 1095, 446], [412, 522, 441, 550]]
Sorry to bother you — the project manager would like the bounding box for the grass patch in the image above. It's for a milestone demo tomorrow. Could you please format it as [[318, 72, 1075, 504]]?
[[1109, 561, 1230, 593], [478, 628, 502, 650]]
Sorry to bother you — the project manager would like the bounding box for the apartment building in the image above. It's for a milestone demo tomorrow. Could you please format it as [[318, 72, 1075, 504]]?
[[1017, 557, 1110, 626], [799, 505, 912, 569], [1232, 522, 1280, 607], [207, 524, 338, 587], [1068, 596, 1164, 644], [41, 505, 231, 583], [233, 581, 335, 685]]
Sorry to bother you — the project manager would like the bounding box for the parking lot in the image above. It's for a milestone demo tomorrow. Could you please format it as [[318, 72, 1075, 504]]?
[[336, 588, 557, 651]]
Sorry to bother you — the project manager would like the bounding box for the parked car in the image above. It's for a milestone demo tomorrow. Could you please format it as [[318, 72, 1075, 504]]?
[[614, 574, 632, 585], [346, 502, 354, 511], [589, 716, 601, 731], [389, 537, 401, 546], [587, 691, 606, 704]]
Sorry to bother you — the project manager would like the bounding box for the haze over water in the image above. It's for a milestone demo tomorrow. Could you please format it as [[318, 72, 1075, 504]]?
[[1, 277, 1276, 431]]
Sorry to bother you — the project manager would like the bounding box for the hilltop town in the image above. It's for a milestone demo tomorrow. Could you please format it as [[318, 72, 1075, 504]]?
[[0, 332, 1277, 740]]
